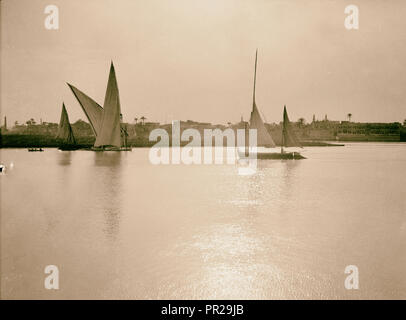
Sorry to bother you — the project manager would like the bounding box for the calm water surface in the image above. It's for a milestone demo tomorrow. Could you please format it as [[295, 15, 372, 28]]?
[[1, 143, 405, 299]]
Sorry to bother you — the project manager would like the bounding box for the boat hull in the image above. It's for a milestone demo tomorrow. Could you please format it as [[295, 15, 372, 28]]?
[[257, 152, 305, 160], [90, 146, 132, 152], [239, 151, 306, 160], [58, 145, 81, 151]]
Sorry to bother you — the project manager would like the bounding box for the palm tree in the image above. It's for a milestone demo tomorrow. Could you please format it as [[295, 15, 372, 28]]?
[[227, 122, 232, 127], [297, 118, 306, 128], [25, 118, 36, 126], [140, 116, 146, 125], [134, 117, 138, 124], [347, 113, 352, 122]]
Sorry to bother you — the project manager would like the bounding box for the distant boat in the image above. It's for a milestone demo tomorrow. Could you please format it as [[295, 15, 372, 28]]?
[[265, 105, 305, 159], [28, 148, 44, 152], [68, 62, 131, 151], [241, 50, 305, 160], [57, 103, 80, 151]]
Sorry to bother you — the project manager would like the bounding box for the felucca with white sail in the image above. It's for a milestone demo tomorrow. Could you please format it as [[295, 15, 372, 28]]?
[[241, 51, 305, 160], [56, 103, 79, 150], [68, 62, 131, 151]]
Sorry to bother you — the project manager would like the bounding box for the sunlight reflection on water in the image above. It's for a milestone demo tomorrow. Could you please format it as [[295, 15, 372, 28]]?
[[1, 144, 405, 299]]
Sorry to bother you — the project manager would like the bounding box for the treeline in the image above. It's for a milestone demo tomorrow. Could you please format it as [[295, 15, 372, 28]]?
[[1, 119, 405, 148]]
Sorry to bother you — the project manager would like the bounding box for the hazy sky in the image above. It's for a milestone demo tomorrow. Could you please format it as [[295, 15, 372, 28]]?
[[1, 0, 406, 126]]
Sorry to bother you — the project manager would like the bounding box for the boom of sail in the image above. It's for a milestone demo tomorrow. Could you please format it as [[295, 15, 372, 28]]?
[[249, 50, 276, 148], [57, 103, 76, 145]]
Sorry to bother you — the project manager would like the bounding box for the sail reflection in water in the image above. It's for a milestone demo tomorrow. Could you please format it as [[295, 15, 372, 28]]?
[[92, 152, 124, 239], [57, 151, 73, 166]]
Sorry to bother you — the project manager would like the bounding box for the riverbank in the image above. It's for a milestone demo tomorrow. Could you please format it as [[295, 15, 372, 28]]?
[[2, 119, 405, 148], [0, 134, 348, 148]]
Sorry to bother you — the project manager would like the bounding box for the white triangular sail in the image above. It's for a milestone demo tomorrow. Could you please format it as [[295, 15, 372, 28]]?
[[282, 105, 301, 148], [57, 103, 76, 145], [94, 63, 122, 148], [68, 84, 103, 136]]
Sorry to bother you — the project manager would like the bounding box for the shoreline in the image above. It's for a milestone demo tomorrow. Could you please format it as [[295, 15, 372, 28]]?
[[0, 139, 345, 149], [7, 142, 406, 149], [1, 134, 405, 149]]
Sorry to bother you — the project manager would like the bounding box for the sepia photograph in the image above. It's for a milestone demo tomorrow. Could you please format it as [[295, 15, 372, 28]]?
[[0, 0, 405, 306]]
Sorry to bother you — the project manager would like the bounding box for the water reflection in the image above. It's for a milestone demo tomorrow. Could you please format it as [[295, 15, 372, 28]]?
[[1, 144, 405, 299], [93, 152, 124, 240], [94, 151, 123, 167], [44, 151, 75, 234], [193, 160, 303, 298], [186, 222, 266, 299], [57, 150, 73, 166], [280, 160, 300, 200], [244, 160, 300, 210]]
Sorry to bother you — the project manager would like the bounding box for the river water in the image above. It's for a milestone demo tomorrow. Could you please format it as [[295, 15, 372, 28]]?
[[1, 143, 405, 299]]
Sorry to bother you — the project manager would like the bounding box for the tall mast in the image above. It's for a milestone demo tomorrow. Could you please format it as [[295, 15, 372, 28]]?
[[253, 49, 258, 105], [244, 121, 249, 157], [281, 105, 285, 154], [249, 49, 277, 148]]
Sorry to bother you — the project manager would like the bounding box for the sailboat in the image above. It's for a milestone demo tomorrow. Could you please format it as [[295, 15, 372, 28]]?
[[240, 50, 305, 160], [250, 105, 305, 159], [278, 105, 305, 159], [57, 103, 80, 151], [68, 62, 131, 151]]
